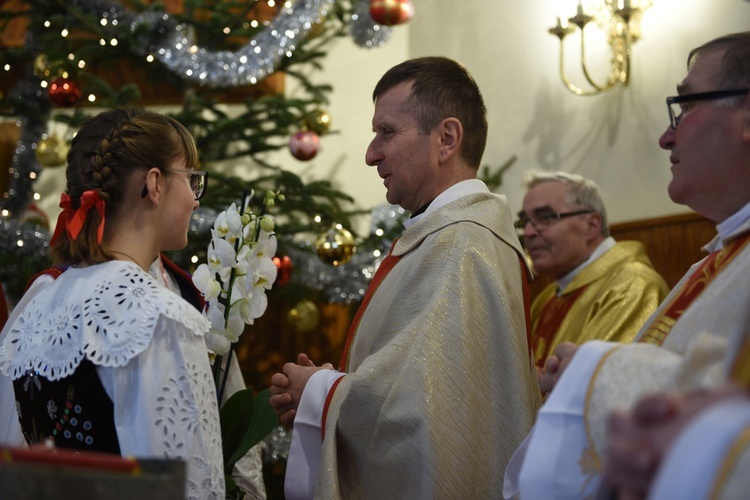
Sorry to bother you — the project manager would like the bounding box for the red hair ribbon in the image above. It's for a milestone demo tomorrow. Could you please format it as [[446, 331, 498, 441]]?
[[49, 193, 74, 246], [49, 190, 106, 246]]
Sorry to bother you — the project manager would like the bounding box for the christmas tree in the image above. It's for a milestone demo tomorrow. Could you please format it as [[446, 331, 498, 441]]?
[[0, 0, 412, 301]]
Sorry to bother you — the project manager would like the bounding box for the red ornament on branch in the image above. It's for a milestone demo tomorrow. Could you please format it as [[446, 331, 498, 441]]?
[[49, 78, 82, 107], [369, 0, 414, 26], [273, 255, 293, 287], [288, 130, 320, 161]]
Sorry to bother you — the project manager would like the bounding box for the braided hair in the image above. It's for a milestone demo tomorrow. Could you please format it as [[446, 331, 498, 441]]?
[[50, 108, 199, 265]]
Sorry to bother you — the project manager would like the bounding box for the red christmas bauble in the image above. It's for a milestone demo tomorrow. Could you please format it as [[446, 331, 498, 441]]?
[[370, 0, 414, 26], [49, 78, 82, 107], [288, 130, 320, 161], [273, 255, 293, 287]]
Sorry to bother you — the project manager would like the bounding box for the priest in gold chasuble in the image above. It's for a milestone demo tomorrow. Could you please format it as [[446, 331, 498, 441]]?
[[518, 171, 668, 369]]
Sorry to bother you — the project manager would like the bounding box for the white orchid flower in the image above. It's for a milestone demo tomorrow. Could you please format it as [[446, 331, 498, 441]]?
[[213, 204, 243, 243], [206, 299, 227, 330], [206, 332, 231, 357], [225, 305, 246, 341], [247, 287, 269, 320], [207, 231, 237, 282], [205, 301, 232, 356], [229, 275, 255, 325], [198, 196, 281, 359], [253, 255, 278, 292], [192, 263, 222, 301], [254, 231, 277, 260]]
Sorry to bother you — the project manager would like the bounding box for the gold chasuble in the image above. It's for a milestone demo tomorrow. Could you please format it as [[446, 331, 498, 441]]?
[[530, 241, 669, 367], [315, 192, 540, 498]]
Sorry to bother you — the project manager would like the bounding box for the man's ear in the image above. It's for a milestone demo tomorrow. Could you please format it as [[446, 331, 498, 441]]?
[[437, 117, 463, 163], [142, 167, 163, 204], [586, 212, 603, 241]]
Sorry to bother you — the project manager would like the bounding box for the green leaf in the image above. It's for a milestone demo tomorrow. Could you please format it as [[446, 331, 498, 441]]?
[[220, 388, 279, 473], [220, 388, 255, 471]]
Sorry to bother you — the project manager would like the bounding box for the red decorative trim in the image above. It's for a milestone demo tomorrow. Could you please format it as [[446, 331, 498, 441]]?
[[321, 375, 345, 441], [640, 232, 750, 345], [159, 253, 206, 312], [0, 446, 140, 473], [23, 267, 65, 293], [338, 241, 401, 371], [519, 256, 532, 358]]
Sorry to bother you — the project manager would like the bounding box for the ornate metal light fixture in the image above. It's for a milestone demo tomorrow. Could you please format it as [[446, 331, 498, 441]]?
[[549, 0, 652, 96]]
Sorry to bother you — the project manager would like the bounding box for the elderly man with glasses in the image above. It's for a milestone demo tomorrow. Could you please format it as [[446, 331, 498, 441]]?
[[505, 31, 750, 500], [517, 171, 668, 379]]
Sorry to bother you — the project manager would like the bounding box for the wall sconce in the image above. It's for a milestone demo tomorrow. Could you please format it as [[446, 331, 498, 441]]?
[[549, 0, 652, 96]]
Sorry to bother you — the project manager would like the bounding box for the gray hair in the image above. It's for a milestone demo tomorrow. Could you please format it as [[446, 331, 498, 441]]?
[[688, 31, 750, 107], [523, 170, 609, 236]]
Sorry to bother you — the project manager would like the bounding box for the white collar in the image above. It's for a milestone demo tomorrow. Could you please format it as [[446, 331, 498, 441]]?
[[404, 179, 489, 229], [716, 201, 750, 244]]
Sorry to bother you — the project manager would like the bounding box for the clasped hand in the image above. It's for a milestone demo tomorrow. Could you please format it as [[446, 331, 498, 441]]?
[[538, 342, 579, 394], [269, 353, 334, 426], [601, 384, 746, 499]]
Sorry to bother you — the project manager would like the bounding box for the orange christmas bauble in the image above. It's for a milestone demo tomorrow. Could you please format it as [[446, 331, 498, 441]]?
[[369, 0, 414, 26]]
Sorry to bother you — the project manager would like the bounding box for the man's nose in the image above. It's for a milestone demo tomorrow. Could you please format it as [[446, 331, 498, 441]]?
[[658, 125, 676, 150], [365, 140, 381, 166]]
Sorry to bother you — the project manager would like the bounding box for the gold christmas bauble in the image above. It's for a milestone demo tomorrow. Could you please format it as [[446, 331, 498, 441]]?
[[304, 109, 331, 135], [33, 54, 49, 78], [315, 224, 356, 266], [35, 134, 69, 167], [287, 299, 320, 333], [307, 18, 326, 39], [33, 54, 64, 79]]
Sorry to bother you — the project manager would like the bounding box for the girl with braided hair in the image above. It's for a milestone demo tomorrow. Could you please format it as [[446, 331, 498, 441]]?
[[0, 108, 226, 499]]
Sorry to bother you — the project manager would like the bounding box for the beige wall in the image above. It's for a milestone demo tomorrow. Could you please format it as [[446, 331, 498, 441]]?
[[405, 0, 749, 224]]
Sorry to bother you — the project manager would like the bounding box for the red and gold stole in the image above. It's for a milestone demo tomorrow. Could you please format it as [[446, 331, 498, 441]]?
[[639, 233, 750, 346], [531, 286, 588, 368]]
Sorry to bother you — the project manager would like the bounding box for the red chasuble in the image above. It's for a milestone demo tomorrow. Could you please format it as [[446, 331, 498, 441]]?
[[531, 286, 588, 368]]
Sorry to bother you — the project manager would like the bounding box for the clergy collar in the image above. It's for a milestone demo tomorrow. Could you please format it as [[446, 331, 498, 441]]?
[[410, 200, 434, 219]]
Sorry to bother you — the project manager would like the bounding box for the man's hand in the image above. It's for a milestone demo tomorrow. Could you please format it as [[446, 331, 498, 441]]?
[[601, 385, 746, 499], [538, 342, 579, 394], [269, 353, 334, 426]]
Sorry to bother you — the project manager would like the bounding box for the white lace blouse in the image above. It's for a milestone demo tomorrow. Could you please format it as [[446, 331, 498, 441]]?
[[0, 260, 224, 500]]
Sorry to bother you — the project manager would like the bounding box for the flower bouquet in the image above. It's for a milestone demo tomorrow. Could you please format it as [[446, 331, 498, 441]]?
[[192, 190, 283, 498]]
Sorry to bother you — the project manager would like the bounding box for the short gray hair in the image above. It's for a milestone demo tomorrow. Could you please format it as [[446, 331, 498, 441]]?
[[688, 31, 750, 107], [523, 170, 609, 236]]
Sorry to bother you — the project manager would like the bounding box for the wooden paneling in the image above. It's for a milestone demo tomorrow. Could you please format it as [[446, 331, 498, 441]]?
[[528, 212, 716, 300]]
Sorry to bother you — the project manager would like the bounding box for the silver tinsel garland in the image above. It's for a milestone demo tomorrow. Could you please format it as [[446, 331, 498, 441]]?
[[74, 0, 390, 88], [0, 218, 50, 262]]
